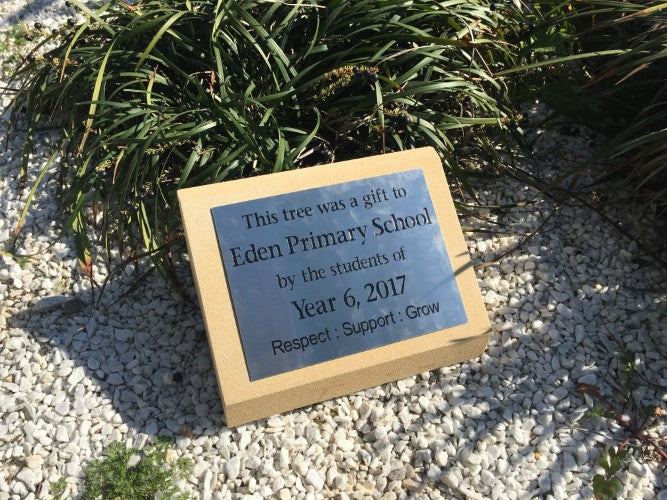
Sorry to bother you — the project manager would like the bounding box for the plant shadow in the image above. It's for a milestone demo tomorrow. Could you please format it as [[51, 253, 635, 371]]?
[[6, 225, 611, 498], [5, 137, 664, 497], [10, 270, 227, 442]]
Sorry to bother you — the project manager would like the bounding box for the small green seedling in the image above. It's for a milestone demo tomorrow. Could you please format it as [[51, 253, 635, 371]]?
[[592, 446, 627, 500], [81, 438, 193, 500], [50, 476, 67, 499]]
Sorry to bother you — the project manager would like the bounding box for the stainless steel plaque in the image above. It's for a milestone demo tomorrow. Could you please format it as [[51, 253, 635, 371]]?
[[211, 169, 467, 380]]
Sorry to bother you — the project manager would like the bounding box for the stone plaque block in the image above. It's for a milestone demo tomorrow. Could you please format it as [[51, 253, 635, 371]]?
[[178, 147, 489, 426]]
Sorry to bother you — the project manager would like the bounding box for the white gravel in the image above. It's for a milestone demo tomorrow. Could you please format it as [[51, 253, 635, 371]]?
[[1, 3, 666, 499]]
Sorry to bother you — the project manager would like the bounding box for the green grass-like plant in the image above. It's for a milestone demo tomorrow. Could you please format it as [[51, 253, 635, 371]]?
[[503, 0, 666, 248], [81, 439, 192, 500], [5, 0, 522, 282]]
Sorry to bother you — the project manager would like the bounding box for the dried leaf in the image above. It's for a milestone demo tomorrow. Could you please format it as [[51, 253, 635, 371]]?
[[180, 424, 193, 439], [576, 383, 602, 399]]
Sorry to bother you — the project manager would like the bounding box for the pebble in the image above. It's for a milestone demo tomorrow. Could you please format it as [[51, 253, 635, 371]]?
[[578, 373, 597, 385], [85, 317, 97, 336], [23, 421, 36, 441], [272, 476, 285, 491], [226, 456, 241, 480], [114, 328, 133, 342], [461, 448, 482, 466], [278, 448, 289, 469], [388, 467, 406, 481], [538, 473, 551, 491], [15, 468, 35, 491], [480, 470, 496, 487], [195, 404, 209, 417], [145, 421, 158, 435], [54, 400, 70, 416], [427, 464, 441, 481], [67, 366, 85, 386], [56, 425, 69, 442], [441, 470, 460, 489], [5, 337, 22, 350], [192, 461, 208, 478], [305, 469, 325, 491], [107, 373, 123, 385], [434, 450, 448, 467], [576, 446, 589, 466], [238, 431, 251, 450], [25, 455, 43, 469], [629, 460, 648, 477], [337, 439, 354, 452], [66, 461, 84, 478], [33, 295, 68, 312]]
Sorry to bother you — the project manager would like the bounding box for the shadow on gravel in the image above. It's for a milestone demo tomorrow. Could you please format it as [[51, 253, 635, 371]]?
[[6, 159, 663, 497], [10, 273, 228, 441], [430, 351, 605, 498], [10, 245, 605, 498], [4, 0, 67, 27]]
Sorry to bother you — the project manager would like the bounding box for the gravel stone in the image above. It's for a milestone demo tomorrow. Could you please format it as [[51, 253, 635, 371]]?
[[192, 461, 208, 478], [481, 470, 496, 487], [33, 295, 68, 312], [15, 468, 36, 491], [67, 366, 85, 386], [226, 456, 241, 480], [337, 439, 354, 452], [54, 400, 70, 416], [0, 70, 662, 500], [305, 469, 325, 491], [25, 455, 43, 470]]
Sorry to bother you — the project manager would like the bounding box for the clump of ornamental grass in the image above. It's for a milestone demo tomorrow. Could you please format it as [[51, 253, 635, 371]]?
[[500, 0, 666, 252], [4, 0, 522, 284]]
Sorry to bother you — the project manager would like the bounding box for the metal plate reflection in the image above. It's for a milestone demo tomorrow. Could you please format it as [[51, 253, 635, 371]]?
[[211, 169, 467, 380]]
